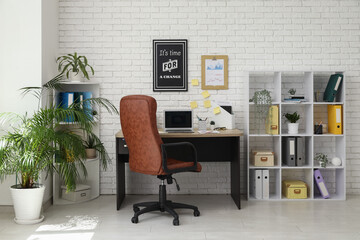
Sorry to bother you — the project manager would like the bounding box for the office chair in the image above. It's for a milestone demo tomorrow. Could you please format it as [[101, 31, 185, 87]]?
[[120, 95, 201, 226]]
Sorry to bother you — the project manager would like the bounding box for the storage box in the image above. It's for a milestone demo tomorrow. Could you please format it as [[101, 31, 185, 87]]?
[[251, 150, 274, 167], [282, 180, 307, 199], [61, 184, 91, 202]]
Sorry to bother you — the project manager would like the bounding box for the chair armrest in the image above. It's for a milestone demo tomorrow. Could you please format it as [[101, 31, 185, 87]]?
[[161, 142, 198, 174]]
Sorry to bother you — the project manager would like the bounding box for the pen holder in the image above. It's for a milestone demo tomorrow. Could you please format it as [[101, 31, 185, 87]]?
[[314, 124, 323, 134], [198, 120, 207, 131]]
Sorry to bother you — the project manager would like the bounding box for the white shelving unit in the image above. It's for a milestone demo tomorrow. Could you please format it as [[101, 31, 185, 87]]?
[[245, 71, 346, 201], [53, 81, 101, 205]]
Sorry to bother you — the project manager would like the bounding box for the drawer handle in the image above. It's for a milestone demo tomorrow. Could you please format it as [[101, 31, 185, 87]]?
[[294, 189, 301, 194], [271, 125, 277, 130], [261, 157, 268, 161], [81, 193, 87, 197]]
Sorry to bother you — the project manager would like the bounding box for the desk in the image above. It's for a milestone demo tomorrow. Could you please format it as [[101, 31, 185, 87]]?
[[115, 129, 243, 210]]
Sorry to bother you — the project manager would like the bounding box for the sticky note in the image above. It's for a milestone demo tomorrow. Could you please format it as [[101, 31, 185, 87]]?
[[204, 100, 211, 108], [201, 91, 210, 99], [190, 101, 198, 109], [213, 107, 221, 115], [191, 79, 199, 86]]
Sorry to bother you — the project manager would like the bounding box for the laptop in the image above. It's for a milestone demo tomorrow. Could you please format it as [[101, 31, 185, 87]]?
[[164, 110, 194, 133]]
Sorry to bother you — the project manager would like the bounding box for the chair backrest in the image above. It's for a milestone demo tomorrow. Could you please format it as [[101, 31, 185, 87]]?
[[120, 95, 164, 175]]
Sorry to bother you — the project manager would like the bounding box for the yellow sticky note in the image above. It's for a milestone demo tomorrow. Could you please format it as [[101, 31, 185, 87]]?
[[213, 107, 221, 115], [201, 91, 210, 99], [204, 100, 211, 108], [191, 79, 199, 86], [190, 101, 198, 109]]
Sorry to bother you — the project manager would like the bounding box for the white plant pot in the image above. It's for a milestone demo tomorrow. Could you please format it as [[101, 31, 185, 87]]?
[[10, 184, 45, 224], [288, 123, 299, 134], [210, 125, 215, 131], [69, 71, 83, 82], [86, 148, 97, 159]]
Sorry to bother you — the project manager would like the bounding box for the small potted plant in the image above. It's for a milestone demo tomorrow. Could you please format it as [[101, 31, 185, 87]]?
[[314, 153, 328, 168], [288, 88, 296, 96], [284, 112, 300, 134], [84, 135, 97, 159], [210, 121, 215, 130], [57, 52, 94, 82]]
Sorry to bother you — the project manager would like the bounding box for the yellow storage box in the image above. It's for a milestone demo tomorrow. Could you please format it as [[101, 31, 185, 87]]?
[[282, 180, 307, 199], [252, 150, 274, 167]]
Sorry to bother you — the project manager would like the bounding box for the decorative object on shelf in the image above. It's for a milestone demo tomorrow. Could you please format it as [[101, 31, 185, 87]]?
[[288, 88, 296, 96], [250, 89, 272, 134], [331, 157, 342, 166], [314, 121, 323, 134], [284, 112, 300, 134], [0, 74, 118, 224], [201, 55, 228, 90], [57, 52, 94, 82], [210, 121, 215, 130], [314, 153, 329, 168], [153, 39, 187, 91]]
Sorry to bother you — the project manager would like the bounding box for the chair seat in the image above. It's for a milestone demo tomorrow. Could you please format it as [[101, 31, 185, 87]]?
[[158, 158, 202, 175]]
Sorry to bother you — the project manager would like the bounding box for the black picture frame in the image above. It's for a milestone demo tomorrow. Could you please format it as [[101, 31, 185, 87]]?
[[153, 39, 187, 92]]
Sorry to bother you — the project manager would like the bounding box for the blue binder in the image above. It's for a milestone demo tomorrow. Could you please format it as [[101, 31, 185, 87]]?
[[82, 92, 93, 119], [57, 92, 75, 122]]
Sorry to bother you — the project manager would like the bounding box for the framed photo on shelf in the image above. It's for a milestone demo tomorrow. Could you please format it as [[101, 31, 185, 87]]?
[[201, 55, 228, 90], [153, 39, 187, 92]]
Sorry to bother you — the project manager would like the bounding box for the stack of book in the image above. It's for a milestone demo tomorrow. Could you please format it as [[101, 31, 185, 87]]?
[[283, 95, 306, 103]]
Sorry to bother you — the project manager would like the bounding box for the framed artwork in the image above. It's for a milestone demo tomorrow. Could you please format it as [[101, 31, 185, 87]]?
[[153, 39, 187, 91], [201, 55, 228, 90]]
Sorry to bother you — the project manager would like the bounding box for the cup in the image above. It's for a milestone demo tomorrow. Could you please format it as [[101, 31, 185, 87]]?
[[198, 120, 207, 131]]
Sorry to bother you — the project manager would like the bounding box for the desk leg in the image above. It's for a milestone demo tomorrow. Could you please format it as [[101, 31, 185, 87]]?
[[230, 137, 241, 209], [116, 140, 125, 210]]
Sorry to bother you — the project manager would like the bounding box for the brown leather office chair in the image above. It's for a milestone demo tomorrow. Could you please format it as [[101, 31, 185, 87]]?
[[120, 95, 202, 226]]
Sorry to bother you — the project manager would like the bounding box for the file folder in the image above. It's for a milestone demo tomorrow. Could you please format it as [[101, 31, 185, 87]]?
[[57, 92, 74, 122], [296, 137, 304, 166], [250, 170, 262, 199], [314, 169, 330, 199], [265, 105, 279, 135], [328, 105, 342, 134], [282, 137, 296, 166], [262, 170, 269, 200], [323, 74, 343, 102]]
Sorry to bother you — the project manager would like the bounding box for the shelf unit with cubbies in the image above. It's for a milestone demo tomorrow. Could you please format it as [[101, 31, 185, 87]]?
[[245, 71, 345, 201], [53, 81, 101, 205]]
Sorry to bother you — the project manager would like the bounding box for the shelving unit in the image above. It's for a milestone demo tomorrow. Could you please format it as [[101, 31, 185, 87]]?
[[53, 81, 101, 205], [245, 71, 345, 201]]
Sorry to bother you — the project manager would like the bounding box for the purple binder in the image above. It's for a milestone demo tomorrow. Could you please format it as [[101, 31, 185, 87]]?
[[314, 170, 330, 199]]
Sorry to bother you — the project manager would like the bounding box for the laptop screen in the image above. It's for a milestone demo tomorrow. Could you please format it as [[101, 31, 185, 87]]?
[[164, 110, 192, 130]]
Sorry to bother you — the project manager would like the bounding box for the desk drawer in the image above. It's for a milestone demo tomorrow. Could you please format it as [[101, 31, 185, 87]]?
[[117, 138, 129, 154]]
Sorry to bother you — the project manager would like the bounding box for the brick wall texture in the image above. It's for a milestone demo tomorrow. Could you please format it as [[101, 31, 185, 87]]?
[[59, 0, 360, 195]]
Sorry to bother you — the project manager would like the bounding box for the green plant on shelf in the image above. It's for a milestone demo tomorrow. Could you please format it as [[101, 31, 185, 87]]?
[[283, 112, 300, 123], [288, 88, 296, 95], [57, 52, 94, 80], [314, 153, 329, 168], [250, 89, 272, 134]]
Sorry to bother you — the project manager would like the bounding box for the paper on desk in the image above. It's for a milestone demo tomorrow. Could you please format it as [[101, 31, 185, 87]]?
[[213, 107, 221, 115], [190, 101, 198, 109], [198, 130, 220, 134], [204, 100, 211, 108], [201, 91, 210, 99], [191, 79, 199, 86]]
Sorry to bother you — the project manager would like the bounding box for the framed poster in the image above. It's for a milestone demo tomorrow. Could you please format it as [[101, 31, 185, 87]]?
[[153, 39, 187, 91], [201, 55, 228, 90]]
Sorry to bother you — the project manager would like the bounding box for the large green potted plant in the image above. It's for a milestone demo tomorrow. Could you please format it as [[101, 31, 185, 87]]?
[[0, 74, 117, 224], [57, 52, 94, 82]]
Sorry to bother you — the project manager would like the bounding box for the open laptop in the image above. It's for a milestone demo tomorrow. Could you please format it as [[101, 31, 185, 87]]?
[[164, 110, 194, 133]]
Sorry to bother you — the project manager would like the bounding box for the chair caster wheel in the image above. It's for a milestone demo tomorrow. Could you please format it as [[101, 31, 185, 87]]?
[[133, 206, 140, 213], [194, 209, 200, 217], [173, 218, 179, 226], [131, 217, 138, 224]]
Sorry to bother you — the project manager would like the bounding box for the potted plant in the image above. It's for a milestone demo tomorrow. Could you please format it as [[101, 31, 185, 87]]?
[[284, 112, 300, 134], [288, 88, 296, 96], [0, 74, 118, 224], [57, 52, 94, 82], [314, 153, 328, 168], [83, 134, 108, 160], [210, 121, 215, 131], [250, 89, 272, 134]]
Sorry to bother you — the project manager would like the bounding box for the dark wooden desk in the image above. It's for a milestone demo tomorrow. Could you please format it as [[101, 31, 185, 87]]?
[[115, 129, 243, 210]]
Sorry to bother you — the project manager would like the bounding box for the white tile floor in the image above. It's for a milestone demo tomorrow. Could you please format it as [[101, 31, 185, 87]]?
[[1, 195, 360, 240]]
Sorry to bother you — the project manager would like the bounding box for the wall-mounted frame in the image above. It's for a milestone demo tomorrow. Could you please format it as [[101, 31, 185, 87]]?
[[153, 39, 187, 91], [201, 55, 228, 90]]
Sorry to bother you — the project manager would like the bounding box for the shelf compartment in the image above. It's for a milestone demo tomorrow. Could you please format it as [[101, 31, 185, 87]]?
[[249, 169, 281, 200], [281, 136, 312, 168], [313, 168, 345, 200], [281, 168, 313, 199], [281, 104, 313, 135], [249, 72, 281, 103], [313, 71, 344, 103], [313, 136, 345, 168], [281, 72, 313, 102], [249, 136, 280, 167], [249, 104, 280, 135]]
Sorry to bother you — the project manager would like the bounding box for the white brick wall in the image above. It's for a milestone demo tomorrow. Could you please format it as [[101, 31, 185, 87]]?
[[59, 0, 360, 195]]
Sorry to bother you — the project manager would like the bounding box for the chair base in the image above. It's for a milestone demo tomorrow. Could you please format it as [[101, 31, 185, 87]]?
[[131, 184, 200, 226]]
